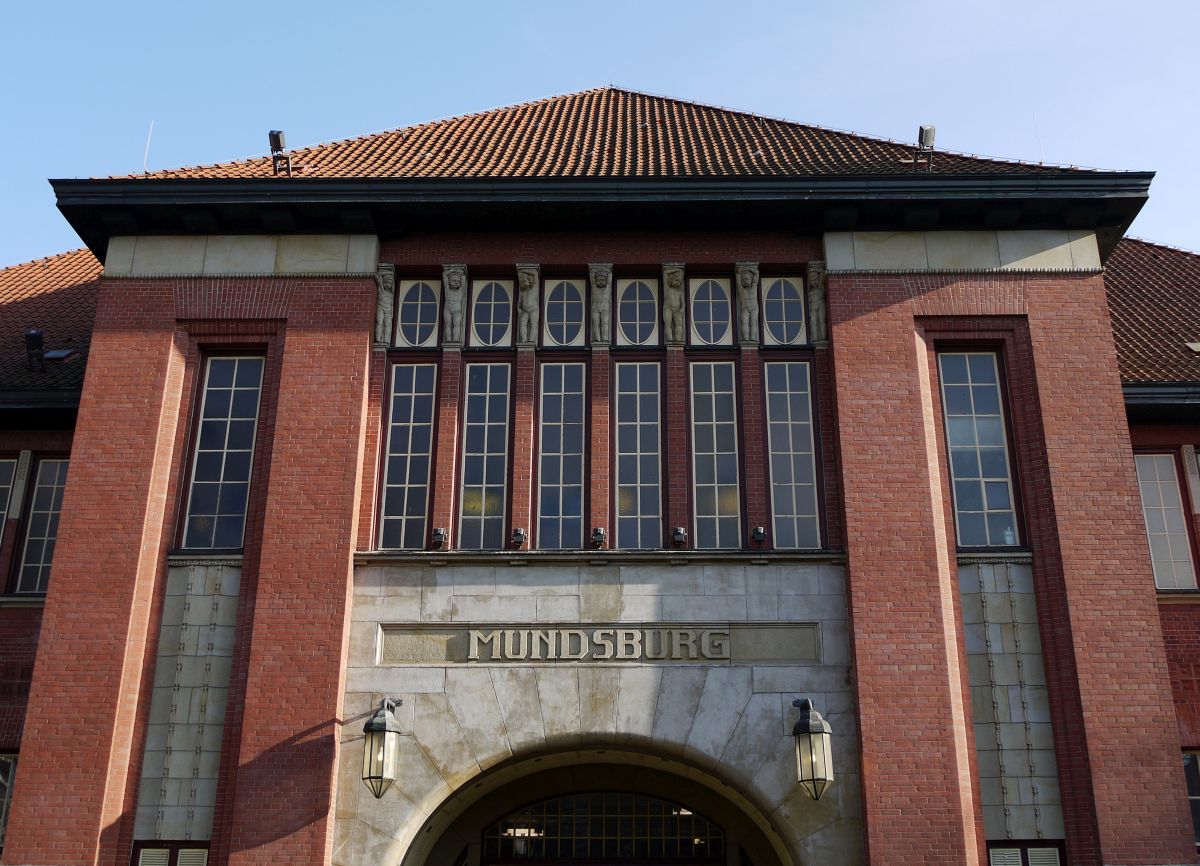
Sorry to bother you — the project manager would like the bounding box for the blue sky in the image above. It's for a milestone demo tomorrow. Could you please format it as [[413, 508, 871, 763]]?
[[3, 0, 1198, 266]]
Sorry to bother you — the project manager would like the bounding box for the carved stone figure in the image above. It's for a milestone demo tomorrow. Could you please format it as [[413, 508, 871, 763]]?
[[443, 264, 467, 345], [807, 261, 828, 343], [374, 264, 396, 346], [589, 263, 613, 344], [662, 265, 686, 344], [516, 264, 540, 345], [735, 262, 759, 344]]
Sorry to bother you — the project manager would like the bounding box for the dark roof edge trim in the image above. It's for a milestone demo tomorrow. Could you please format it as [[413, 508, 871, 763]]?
[[0, 390, 81, 409], [51, 172, 1155, 206], [1123, 383, 1200, 406]]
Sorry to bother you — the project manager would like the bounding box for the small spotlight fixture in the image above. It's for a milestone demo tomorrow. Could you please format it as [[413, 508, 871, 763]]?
[[591, 527, 607, 549], [269, 129, 292, 177], [672, 526, 688, 548], [430, 527, 448, 548], [511, 527, 528, 548], [752, 525, 767, 545]]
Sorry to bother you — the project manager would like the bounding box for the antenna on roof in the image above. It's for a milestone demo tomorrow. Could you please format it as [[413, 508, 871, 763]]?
[[142, 120, 155, 174], [270, 130, 292, 177]]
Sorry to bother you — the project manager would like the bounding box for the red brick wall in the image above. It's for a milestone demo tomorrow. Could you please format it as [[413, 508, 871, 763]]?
[[1, 274, 373, 866], [831, 270, 1195, 866], [1160, 602, 1200, 748], [0, 608, 39, 752], [589, 348, 611, 539]]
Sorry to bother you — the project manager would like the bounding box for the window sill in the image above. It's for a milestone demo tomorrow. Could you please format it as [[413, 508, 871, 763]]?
[[166, 550, 244, 567], [1156, 588, 1200, 604], [0, 594, 46, 608], [355, 548, 846, 567], [956, 548, 1033, 565]]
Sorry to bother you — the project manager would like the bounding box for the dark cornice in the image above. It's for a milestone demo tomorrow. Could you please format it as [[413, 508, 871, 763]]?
[[1124, 382, 1200, 422], [52, 172, 1154, 262]]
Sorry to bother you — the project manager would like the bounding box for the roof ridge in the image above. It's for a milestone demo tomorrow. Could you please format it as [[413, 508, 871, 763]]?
[[0, 247, 96, 272], [1120, 235, 1200, 259]]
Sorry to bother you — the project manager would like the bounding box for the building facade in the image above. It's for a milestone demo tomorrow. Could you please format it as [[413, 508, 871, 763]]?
[[0, 88, 1196, 866]]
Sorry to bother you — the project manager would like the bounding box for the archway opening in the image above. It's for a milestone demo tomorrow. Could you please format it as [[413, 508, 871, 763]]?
[[405, 748, 791, 866]]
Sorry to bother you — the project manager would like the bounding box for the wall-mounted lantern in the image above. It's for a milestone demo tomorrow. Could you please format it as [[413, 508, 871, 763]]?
[[511, 527, 528, 548], [792, 698, 833, 800], [431, 527, 448, 548], [672, 526, 688, 547], [591, 527, 607, 549], [362, 698, 403, 798]]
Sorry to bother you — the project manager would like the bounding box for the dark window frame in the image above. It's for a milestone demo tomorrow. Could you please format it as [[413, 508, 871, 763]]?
[[8, 453, 70, 595]]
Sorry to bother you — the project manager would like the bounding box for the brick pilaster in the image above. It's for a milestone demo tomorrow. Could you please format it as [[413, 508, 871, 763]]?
[[429, 349, 461, 548], [509, 348, 536, 545], [589, 347, 611, 543], [664, 347, 690, 547], [738, 347, 768, 544]]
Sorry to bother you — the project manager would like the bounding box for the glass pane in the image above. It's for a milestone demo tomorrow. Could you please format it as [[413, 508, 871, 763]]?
[[691, 362, 740, 548], [379, 364, 437, 549], [538, 363, 586, 549], [460, 364, 510, 549], [1136, 454, 1198, 589], [614, 363, 661, 549], [938, 352, 1019, 548], [182, 357, 264, 550]]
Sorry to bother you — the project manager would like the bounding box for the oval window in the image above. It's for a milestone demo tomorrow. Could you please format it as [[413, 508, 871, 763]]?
[[473, 281, 511, 346], [692, 279, 730, 345], [618, 280, 657, 345], [397, 281, 439, 346], [545, 280, 584, 345], [763, 278, 805, 344]]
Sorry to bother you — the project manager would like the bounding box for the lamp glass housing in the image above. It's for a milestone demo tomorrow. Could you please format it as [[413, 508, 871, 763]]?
[[362, 727, 399, 798], [362, 698, 403, 798], [792, 698, 834, 800]]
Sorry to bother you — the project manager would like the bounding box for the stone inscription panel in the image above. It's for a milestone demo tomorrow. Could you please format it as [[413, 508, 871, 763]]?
[[378, 622, 819, 665]]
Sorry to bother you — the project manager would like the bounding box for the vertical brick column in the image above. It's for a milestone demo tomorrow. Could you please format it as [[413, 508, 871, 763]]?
[[2, 279, 185, 866], [1022, 273, 1196, 865], [829, 273, 983, 866], [223, 279, 374, 866], [429, 348, 461, 547], [355, 350, 388, 551], [738, 347, 768, 542], [509, 348, 536, 544], [664, 347, 691, 547], [589, 347, 611, 541]]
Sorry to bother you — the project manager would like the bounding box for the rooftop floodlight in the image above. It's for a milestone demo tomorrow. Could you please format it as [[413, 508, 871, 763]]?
[[362, 698, 403, 799], [918, 125, 936, 150], [792, 698, 834, 800], [269, 130, 292, 177]]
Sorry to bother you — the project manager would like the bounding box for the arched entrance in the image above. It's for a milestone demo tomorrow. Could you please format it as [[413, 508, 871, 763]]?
[[402, 747, 792, 866]]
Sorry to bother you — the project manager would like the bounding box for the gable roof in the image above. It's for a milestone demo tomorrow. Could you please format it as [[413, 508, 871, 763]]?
[[128, 87, 1101, 181], [1106, 237, 1200, 384], [0, 249, 100, 394]]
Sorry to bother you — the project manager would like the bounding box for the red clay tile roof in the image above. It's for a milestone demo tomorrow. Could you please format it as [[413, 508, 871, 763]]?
[[0, 249, 100, 392], [1107, 238, 1200, 384], [127, 87, 1101, 181]]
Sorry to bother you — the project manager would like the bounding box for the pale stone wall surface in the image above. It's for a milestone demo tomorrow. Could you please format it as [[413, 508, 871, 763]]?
[[959, 560, 1064, 841], [334, 559, 862, 866], [823, 230, 1100, 272], [133, 562, 241, 840], [104, 234, 379, 276]]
